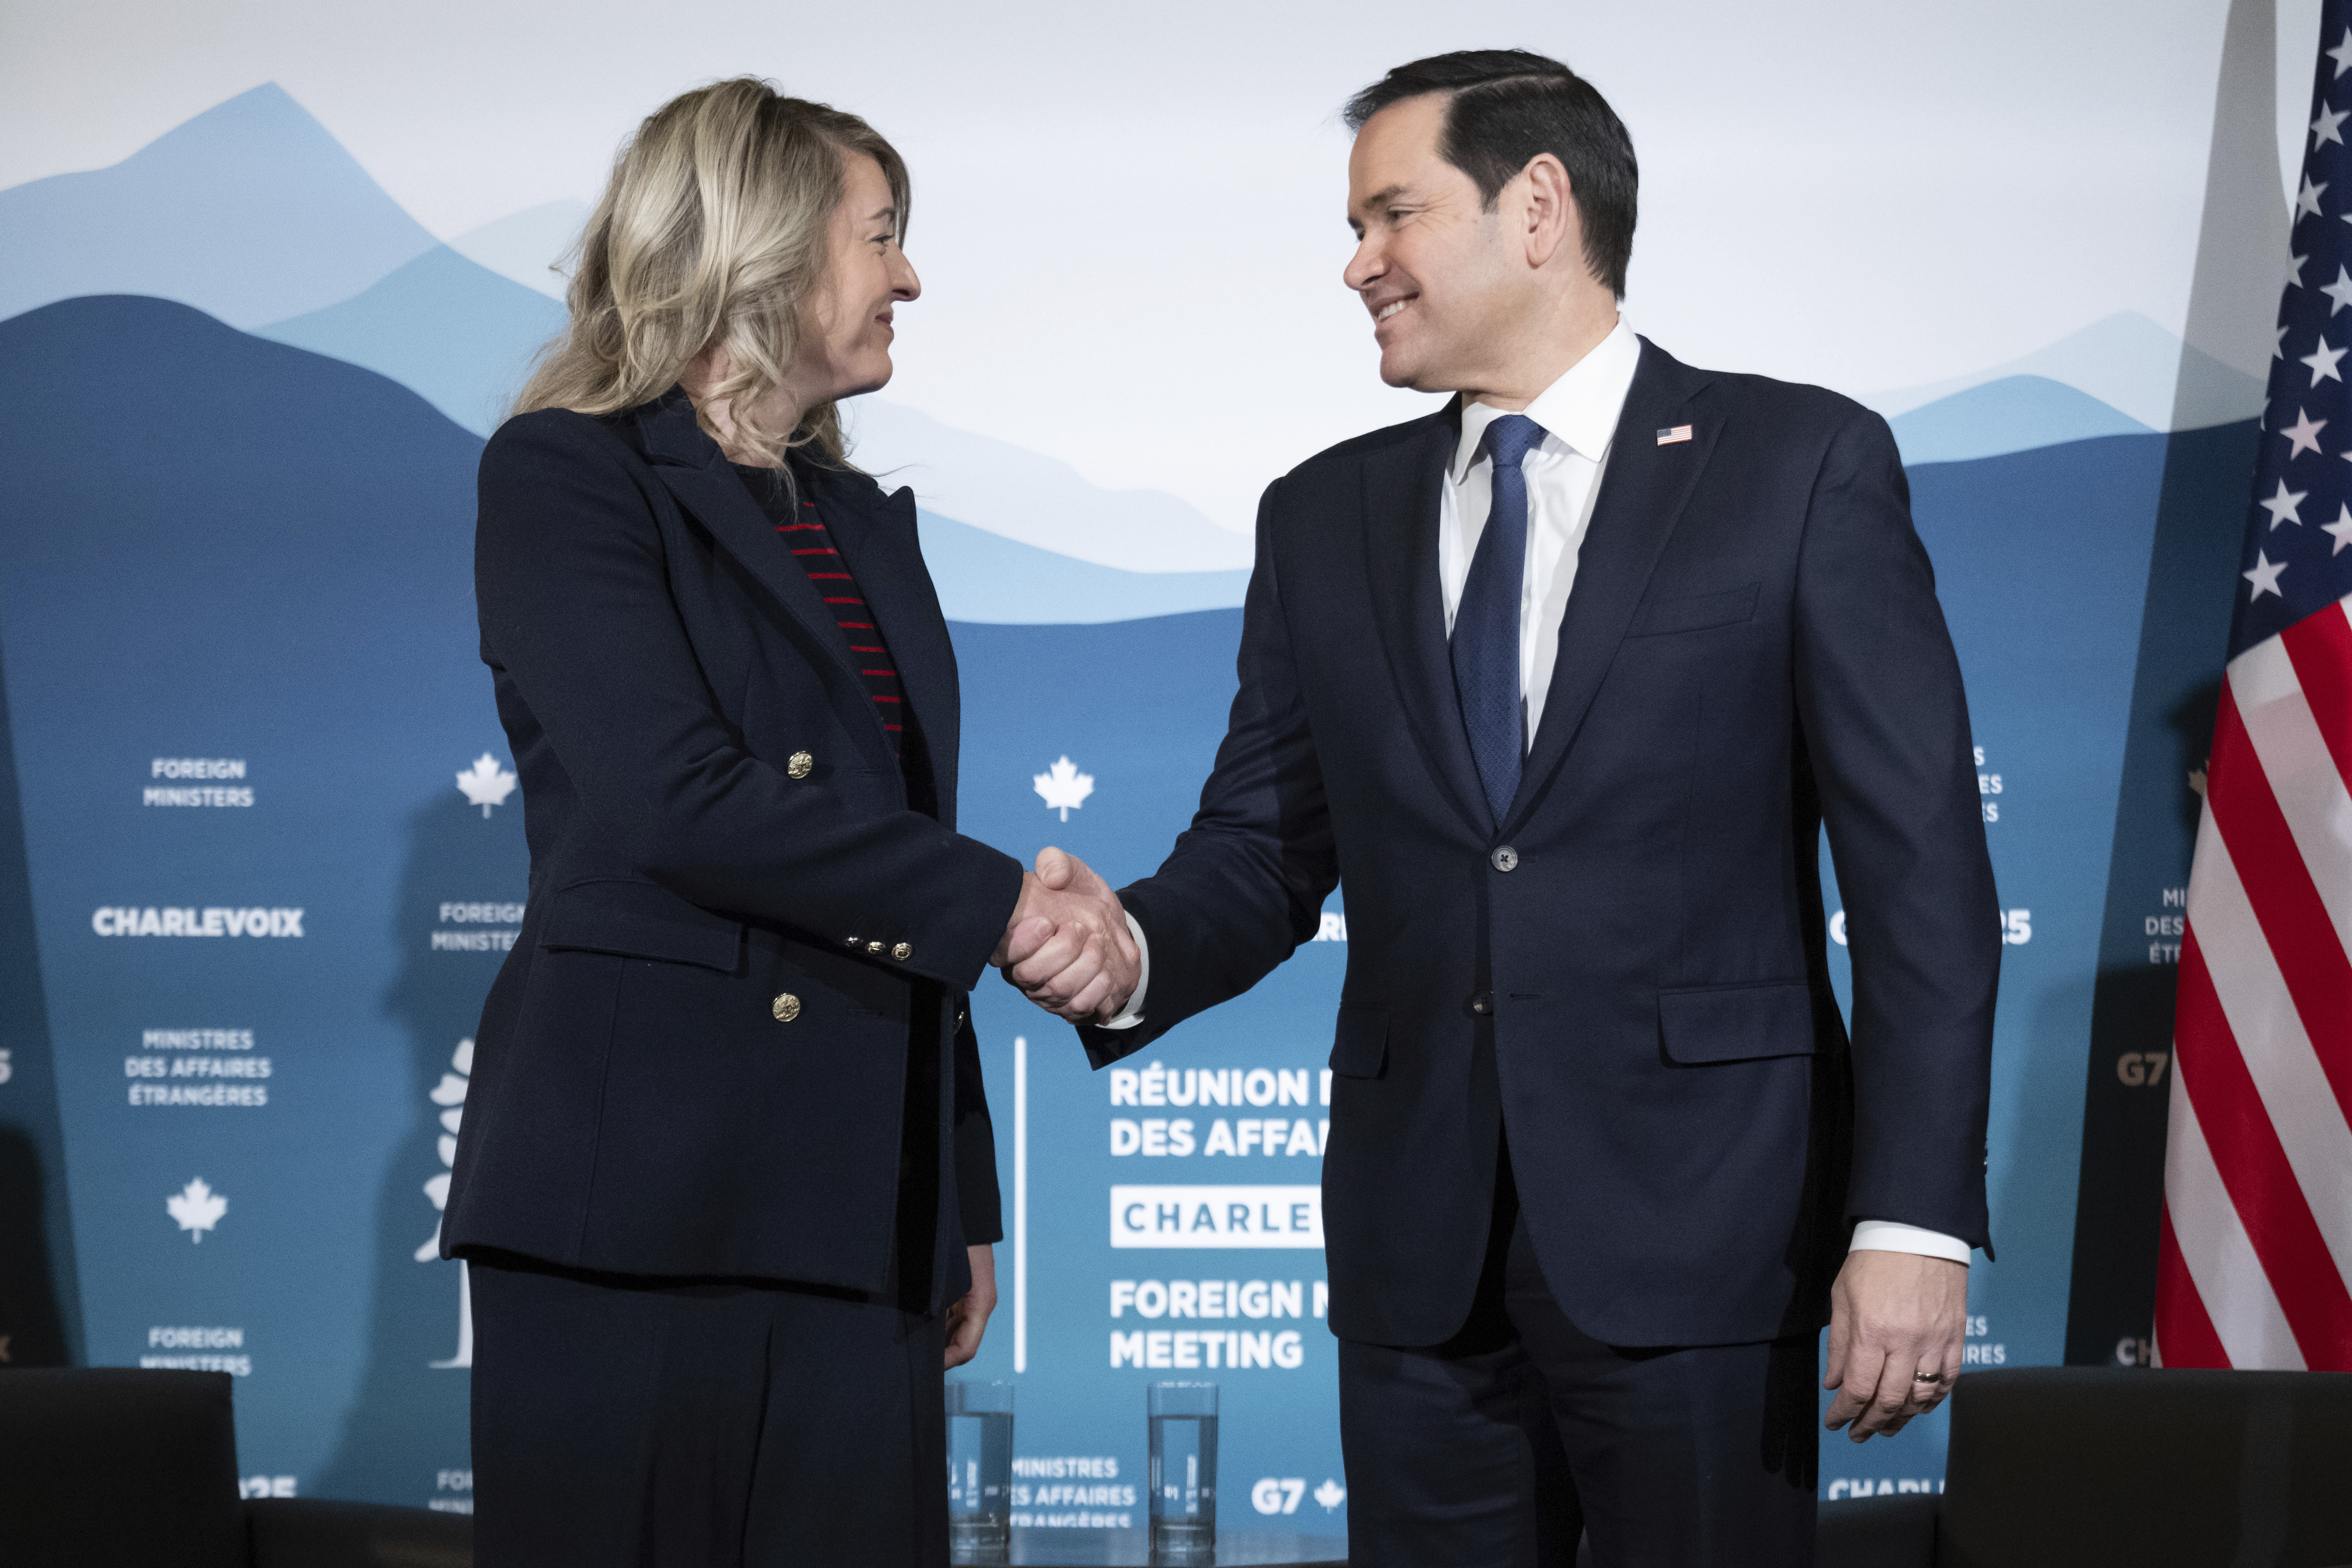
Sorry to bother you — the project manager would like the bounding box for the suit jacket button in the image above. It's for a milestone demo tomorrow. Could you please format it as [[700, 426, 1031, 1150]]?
[[893, 942, 913, 961], [771, 993, 801, 1023], [867, 940, 885, 956], [1489, 845, 1519, 872], [1469, 992, 1493, 1015], [787, 751, 814, 780]]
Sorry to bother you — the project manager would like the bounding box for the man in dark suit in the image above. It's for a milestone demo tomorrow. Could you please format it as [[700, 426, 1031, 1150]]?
[[1009, 49, 1998, 1566]]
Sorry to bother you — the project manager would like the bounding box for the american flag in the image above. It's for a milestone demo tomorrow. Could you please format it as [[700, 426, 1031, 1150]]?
[[2155, 4, 2352, 1371]]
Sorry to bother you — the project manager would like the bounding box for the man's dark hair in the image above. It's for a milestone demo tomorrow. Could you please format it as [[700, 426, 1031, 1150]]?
[[1344, 49, 1636, 299]]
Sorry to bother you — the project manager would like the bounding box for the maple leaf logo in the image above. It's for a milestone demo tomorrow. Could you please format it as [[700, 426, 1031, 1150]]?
[[456, 754, 518, 817], [1314, 1479, 1346, 1511], [167, 1177, 227, 1242], [1033, 756, 1095, 822]]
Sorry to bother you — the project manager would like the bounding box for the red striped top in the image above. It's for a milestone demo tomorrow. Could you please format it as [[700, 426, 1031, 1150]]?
[[731, 464, 907, 762]]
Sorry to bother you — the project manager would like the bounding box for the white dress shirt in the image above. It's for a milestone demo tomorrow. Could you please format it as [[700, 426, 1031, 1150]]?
[[1096, 319, 1966, 1265], [1440, 318, 1641, 742]]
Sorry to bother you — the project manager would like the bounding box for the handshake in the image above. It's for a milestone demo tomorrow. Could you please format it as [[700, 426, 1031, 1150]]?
[[989, 847, 1139, 1025]]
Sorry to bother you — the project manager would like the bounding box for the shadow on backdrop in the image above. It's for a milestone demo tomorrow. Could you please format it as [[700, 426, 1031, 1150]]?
[[2062, 0, 2284, 1366], [0, 1130, 71, 1369], [311, 790, 524, 1500], [0, 632, 82, 1368]]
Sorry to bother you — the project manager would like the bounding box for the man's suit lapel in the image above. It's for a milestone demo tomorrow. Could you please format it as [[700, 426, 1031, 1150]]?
[[1362, 403, 1492, 834], [1505, 339, 1718, 836], [808, 466, 963, 816], [633, 394, 896, 771]]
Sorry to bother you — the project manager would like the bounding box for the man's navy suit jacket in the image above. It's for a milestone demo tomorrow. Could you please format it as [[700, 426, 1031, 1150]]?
[[444, 390, 1025, 1311], [1081, 339, 2000, 1350]]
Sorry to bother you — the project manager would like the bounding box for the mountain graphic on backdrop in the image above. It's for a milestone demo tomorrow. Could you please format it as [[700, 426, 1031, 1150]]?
[[913, 513, 1250, 623], [445, 199, 591, 300], [0, 294, 487, 742], [2, 288, 2238, 723], [0, 84, 439, 329], [256, 246, 569, 437], [846, 400, 1252, 573], [0, 80, 2263, 616], [1863, 312, 2267, 442], [1882, 375, 2154, 467], [0, 82, 1259, 597]]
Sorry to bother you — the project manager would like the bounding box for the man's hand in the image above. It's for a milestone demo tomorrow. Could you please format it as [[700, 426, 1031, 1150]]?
[[1822, 1249, 1967, 1441], [945, 1244, 996, 1368], [996, 848, 1138, 1025]]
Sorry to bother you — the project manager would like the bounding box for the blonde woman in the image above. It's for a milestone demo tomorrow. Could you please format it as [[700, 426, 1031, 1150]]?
[[444, 80, 1131, 1565]]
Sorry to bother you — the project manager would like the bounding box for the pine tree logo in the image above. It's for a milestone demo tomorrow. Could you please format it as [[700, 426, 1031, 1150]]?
[[168, 1178, 227, 1242], [1033, 756, 1095, 822], [415, 1038, 473, 1369]]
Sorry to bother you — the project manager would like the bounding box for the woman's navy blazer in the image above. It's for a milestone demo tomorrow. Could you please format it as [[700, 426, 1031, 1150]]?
[[443, 389, 1025, 1307]]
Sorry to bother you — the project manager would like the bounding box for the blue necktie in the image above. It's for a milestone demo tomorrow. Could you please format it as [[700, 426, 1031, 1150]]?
[[1452, 414, 1546, 827]]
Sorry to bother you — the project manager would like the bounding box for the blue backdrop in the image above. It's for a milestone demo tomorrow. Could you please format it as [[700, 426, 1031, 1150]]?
[[0, 55, 2269, 1532]]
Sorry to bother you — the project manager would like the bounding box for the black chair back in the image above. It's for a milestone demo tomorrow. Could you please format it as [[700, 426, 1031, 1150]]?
[[1940, 1366, 2352, 1568], [0, 1367, 246, 1568]]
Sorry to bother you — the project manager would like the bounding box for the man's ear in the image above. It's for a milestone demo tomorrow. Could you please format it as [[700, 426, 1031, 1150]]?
[[1518, 153, 1577, 272]]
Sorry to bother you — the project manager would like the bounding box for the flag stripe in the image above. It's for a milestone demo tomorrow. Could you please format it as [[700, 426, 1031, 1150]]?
[[2281, 599, 2352, 795], [2180, 805, 2352, 1282], [2169, 9, 2352, 1376], [2161, 1053, 2305, 1368], [2229, 631, 2352, 971], [2204, 682, 2352, 1116], [2153, 1204, 2231, 1368], [2174, 930, 2352, 1363]]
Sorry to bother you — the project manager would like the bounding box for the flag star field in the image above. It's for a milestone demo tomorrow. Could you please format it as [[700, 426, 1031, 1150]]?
[[2238, 25, 2352, 655]]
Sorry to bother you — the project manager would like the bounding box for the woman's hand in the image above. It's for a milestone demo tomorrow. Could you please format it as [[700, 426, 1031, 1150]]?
[[945, 1244, 998, 1368], [1000, 848, 1140, 1023]]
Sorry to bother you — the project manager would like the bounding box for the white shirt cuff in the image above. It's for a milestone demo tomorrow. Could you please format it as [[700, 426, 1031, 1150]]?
[[1848, 1220, 1972, 1265], [1096, 913, 1149, 1030]]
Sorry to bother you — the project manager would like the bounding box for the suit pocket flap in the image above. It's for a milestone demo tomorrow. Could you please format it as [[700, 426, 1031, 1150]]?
[[1657, 982, 1819, 1064], [1627, 583, 1759, 638], [1329, 1006, 1388, 1078], [540, 879, 744, 971]]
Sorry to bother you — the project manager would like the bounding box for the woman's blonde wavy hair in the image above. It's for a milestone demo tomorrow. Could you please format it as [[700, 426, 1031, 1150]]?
[[513, 78, 909, 467]]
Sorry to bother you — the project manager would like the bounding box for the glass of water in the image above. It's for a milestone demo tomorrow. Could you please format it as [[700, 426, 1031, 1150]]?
[[945, 1379, 1014, 1564], [1148, 1381, 1218, 1564]]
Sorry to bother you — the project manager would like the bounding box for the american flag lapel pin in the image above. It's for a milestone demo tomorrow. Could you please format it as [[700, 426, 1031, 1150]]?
[[1656, 425, 1693, 445]]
